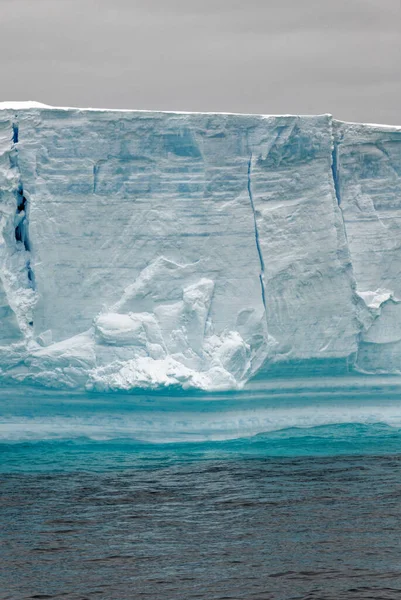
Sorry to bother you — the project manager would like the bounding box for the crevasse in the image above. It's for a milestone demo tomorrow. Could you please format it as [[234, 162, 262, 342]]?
[[247, 153, 267, 314]]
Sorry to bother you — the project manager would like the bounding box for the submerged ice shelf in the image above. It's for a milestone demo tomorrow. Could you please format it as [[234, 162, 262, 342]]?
[[0, 102, 400, 393]]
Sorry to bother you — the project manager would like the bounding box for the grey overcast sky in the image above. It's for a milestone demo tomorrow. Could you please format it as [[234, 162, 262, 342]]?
[[1, 0, 400, 124]]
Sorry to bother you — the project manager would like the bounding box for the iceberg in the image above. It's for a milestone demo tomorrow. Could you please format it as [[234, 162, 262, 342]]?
[[0, 102, 400, 392]]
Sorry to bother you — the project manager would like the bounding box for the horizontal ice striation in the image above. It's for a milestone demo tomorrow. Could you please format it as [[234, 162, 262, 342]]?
[[0, 103, 399, 392]]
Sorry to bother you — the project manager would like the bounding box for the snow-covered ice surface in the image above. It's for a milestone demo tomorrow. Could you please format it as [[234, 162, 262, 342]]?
[[0, 103, 400, 393]]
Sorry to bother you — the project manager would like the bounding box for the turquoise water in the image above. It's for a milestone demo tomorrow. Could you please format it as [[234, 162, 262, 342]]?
[[2, 382, 401, 470], [2, 422, 401, 473], [2, 384, 401, 598]]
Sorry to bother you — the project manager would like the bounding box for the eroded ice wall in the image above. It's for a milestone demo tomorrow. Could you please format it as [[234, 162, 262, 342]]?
[[0, 104, 399, 391], [10, 108, 274, 389], [334, 120, 401, 374], [0, 112, 35, 347], [248, 116, 359, 366]]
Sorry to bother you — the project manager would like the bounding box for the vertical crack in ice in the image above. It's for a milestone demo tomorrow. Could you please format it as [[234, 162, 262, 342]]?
[[93, 161, 100, 193], [15, 187, 29, 250], [12, 119, 35, 290], [12, 122, 18, 144], [247, 154, 266, 312], [330, 126, 362, 371], [330, 131, 351, 248], [331, 139, 350, 249], [331, 141, 341, 206]]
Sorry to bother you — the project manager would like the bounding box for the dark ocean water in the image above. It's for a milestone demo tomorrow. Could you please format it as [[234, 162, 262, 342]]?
[[2, 385, 401, 599]]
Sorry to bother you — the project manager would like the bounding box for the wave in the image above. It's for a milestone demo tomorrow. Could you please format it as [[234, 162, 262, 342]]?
[[2, 423, 401, 473]]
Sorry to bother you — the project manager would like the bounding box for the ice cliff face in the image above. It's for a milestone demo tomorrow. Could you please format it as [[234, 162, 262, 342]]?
[[0, 103, 400, 391]]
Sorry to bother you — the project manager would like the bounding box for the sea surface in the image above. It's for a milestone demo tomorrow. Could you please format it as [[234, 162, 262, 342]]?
[[2, 382, 401, 599]]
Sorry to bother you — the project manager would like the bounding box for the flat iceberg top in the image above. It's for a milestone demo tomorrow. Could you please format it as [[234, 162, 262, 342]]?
[[1, 102, 400, 131], [0, 104, 400, 393], [0, 100, 329, 117]]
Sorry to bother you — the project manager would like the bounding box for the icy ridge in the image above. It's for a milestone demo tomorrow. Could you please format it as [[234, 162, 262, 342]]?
[[0, 106, 400, 391]]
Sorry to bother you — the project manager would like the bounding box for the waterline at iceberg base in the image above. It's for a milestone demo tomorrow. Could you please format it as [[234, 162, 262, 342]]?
[[2, 375, 401, 449]]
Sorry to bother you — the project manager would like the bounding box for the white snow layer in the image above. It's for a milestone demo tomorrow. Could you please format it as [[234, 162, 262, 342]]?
[[0, 105, 400, 391]]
